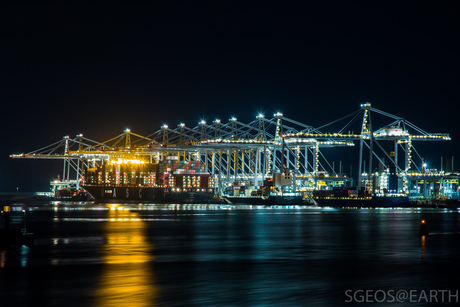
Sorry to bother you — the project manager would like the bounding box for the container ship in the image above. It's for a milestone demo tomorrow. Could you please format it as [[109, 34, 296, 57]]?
[[82, 156, 308, 205], [312, 189, 410, 207], [221, 172, 307, 205], [82, 157, 217, 203], [311, 169, 411, 207]]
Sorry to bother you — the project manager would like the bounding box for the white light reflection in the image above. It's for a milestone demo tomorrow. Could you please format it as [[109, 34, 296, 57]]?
[[20, 246, 29, 267]]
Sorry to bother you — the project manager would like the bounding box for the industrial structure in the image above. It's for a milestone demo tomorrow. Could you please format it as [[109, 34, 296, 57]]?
[[10, 103, 458, 204]]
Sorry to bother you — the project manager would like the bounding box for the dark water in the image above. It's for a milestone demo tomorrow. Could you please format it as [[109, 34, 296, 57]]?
[[1, 202, 459, 306]]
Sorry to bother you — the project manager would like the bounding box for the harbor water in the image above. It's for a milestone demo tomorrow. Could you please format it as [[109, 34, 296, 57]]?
[[1, 202, 459, 306]]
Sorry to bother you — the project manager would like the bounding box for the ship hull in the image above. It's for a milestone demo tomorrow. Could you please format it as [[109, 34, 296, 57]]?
[[225, 195, 304, 205], [82, 186, 165, 202], [314, 196, 410, 207], [164, 191, 217, 203], [83, 185, 305, 205], [82, 186, 217, 204]]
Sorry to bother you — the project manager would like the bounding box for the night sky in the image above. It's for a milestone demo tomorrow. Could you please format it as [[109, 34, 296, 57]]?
[[1, 1, 459, 193]]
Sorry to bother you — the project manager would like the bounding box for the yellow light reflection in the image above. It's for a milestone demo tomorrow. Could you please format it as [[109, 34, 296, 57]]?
[[94, 206, 157, 307], [420, 235, 426, 261], [1, 250, 6, 268]]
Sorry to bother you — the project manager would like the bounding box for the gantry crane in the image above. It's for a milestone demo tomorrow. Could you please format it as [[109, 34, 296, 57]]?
[[11, 103, 451, 199]]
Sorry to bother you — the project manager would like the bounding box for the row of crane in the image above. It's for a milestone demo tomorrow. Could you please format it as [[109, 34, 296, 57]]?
[[11, 103, 451, 195]]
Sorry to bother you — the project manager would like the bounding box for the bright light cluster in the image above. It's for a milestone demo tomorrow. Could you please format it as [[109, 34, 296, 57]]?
[[109, 158, 146, 165], [288, 132, 364, 138], [202, 139, 273, 144], [285, 138, 316, 143], [374, 127, 408, 137], [411, 135, 451, 140]]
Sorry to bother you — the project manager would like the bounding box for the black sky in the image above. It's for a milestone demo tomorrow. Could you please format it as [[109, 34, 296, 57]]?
[[1, 1, 459, 192]]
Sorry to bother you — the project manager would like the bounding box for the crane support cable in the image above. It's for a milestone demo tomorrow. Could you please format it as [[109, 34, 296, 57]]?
[[315, 109, 362, 131], [26, 139, 65, 155], [84, 133, 126, 150], [369, 106, 403, 120], [338, 110, 364, 134]]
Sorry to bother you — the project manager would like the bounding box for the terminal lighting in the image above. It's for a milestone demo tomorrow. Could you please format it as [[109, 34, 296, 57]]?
[[213, 119, 221, 123], [257, 114, 265, 118], [125, 129, 131, 133], [230, 117, 237, 122], [109, 158, 146, 165], [179, 123, 185, 127], [274, 112, 283, 117], [162, 124, 168, 129], [199, 120, 206, 125]]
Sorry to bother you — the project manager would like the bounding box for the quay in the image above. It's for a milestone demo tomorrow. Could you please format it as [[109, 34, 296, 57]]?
[[9, 103, 458, 207]]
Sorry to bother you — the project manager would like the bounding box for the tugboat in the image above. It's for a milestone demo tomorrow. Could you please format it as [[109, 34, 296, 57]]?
[[50, 179, 92, 201]]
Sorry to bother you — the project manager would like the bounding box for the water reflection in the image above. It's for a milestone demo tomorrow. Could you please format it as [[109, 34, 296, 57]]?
[[0, 250, 6, 268], [420, 235, 426, 261], [94, 204, 157, 307]]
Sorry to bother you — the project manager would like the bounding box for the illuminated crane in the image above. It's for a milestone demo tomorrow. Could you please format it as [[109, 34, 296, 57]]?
[[11, 103, 451, 199]]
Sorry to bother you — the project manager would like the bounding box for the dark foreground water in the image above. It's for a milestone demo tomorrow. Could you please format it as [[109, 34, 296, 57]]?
[[1, 202, 459, 306]]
